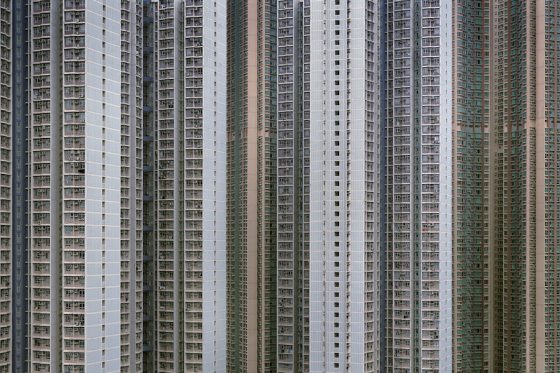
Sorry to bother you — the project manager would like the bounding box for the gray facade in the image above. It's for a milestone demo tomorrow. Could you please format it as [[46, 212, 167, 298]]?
[[277, 0, 309, 372], [385, 0, 453, 370], [11, 0, 27, 371], [120, 1, 143, 371], [143, 1, 227, 372]]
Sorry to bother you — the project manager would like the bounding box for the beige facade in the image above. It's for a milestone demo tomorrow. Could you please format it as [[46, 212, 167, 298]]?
[[453, 0, 560, 371], [226, 0, 277, 371]]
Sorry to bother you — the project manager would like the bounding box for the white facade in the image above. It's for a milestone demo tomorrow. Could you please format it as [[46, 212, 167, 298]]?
[[83, 2, 122, 371], [29, 0, 122, 372], [150, 0, 226, 372], [309, 0, 382, 371], [192, 0, 227, 371]]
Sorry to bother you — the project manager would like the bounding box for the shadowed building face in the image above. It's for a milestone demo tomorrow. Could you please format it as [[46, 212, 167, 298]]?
[[226, 0, 278, 371]]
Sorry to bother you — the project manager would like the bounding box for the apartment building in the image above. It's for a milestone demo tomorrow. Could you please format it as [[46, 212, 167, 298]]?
[[141, 0, 227, 372], [29, 0, 122, 371], [453, 1, 560, 372], [385, 0, 453, 371], [452, 0, 491, 371], [277, 0, 309, 372], [119, 1, 143, 372], [5, 1, 560, 372], [226, 0, 277, 371], [308, 0, 382, 372], [0, 0, 11, 372]]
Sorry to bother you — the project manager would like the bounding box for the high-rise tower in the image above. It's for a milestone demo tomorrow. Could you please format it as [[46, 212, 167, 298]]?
[[276, 0, 310, 372], [29, 1, 123, 371], [453, 1, 560, 372], [452, 0, 491, 371], [385, 0, 453, 371], [308, 0, 383, 371], [120, 1, 144, 371], [143, 0, 227, 372], [226, 0, 277, 371]]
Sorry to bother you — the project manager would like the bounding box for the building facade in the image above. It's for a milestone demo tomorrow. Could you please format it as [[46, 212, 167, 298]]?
[[385, 0, 453, 371], [29, 0, 122, 371], [1, 1, 560, 372], [541, 2, 560, 370], [141, 1, 157, 371], [11, 0, 28, 371], [308, 0, 382, 372], [226, 0, 277, 371], [453, 1, 560, 372], [143, 0, 227, 372], [119, 1, 144, 372], [276, 0, 310, 372], [452, 0, 491, 371]]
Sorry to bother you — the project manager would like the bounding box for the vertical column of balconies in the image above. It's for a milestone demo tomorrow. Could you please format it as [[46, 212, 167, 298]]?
[[61, 0, 86, 370], [225, 0, 248, 368], [120, 2, 133, 370], [452, 1, 491, 370], [385, 1, 394, 367], [133, 2, 144, 370], [11, 0, 29, 370], [491, 1, 507, 367], [120, 1, 143, 371], [486, 2, 532, 371], [300, 2, 310, 370], [258, 0, 278, 370], [183, 0, 203, 371], [301, 0, 311, 361], [276, 0, 297, 371], [141, 1, 156, 371], [382, 0, 452, 369], [419, 0, 444, 369], [410, 1, 422, 368], [276, 1, 310, 371], [387, 1, 413, 369], [0, 0, 9, 370], [544, 127, 560, 373], [544, 2, 560, 372], [387, 0, 414, 370], [490, 1, 504, 368], [363, 0, 381, 370], [29, 1, 61, 371], [154, 1, 179, 371], [498, 3, 532, 370]]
